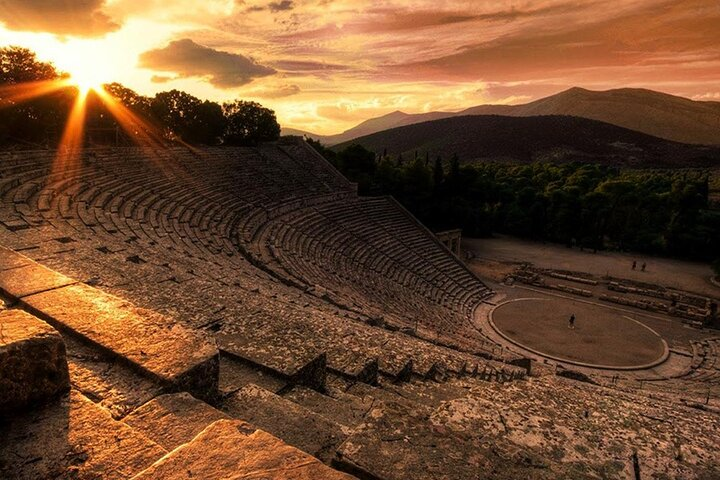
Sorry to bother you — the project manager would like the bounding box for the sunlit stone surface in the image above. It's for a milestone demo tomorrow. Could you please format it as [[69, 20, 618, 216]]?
[[0, 309, 69, 413]]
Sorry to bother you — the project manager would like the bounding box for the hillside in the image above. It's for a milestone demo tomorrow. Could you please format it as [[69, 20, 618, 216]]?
[[332, 115, 720, 168], [288, 88, 720, 146]]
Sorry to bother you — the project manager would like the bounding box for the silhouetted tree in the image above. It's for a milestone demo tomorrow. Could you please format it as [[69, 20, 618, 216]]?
[[0, 46, 72, 146], [223, 100, 280, 145], [0, 46, 60, 84], [433, 156, 444, 189], [306, 137, 337, 165], [103, 82, 152, 115]]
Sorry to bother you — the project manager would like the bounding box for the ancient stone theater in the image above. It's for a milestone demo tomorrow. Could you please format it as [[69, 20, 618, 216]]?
[[1, 139, 718, 479]]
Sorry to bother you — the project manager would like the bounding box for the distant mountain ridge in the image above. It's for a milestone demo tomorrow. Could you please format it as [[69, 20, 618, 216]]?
[[283, 87, 720, 146], [332, 114, 720, 168]]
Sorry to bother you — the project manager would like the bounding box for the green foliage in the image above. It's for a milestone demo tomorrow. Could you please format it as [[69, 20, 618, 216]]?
[[0, 46, 74, 147], [223, 100, 280, 145], [0, 46, 279, 147], [0, 46, 61, 84], [324, 144, 720, 262]]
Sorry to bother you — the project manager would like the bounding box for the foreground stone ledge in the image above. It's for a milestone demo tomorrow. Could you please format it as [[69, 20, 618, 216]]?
[[123, 392, 233, 451], [20, 283, 219, 399], [223, 383, 346, 463], [0, 390, 166, 480], [0, 245, 31, 271], [0, 262, 77, 301], [0, 309, 69, 413], [131, 419, 356, 480]]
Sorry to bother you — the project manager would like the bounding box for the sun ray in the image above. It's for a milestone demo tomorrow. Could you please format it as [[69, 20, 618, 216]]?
[[52, 88, 88, 178], [0, 78, 71, 108]]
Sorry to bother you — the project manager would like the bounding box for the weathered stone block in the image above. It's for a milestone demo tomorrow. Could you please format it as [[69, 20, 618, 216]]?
[[123, 392, 232, 451], [131, 420, 355, 480], [0, 262, 76, 301], [0, 245, 31, 271], [0, 390, 166, 479], [223, 383, 346, 463], [0, 309, 69, 413], [21, 283, 219, 400]]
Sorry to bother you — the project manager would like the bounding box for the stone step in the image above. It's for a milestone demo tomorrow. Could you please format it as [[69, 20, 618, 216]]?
[[344, 378, 432, 414], [0, 309, 70, 413], [218, 353, 287, 397], [0, 257, 77, 301], [123, 392, 231, 451], [130, 420, 355, 480], [2, 248, 219, 401], [335, 396, 489, 480], [223, 383, 347, 463], [19, 281, 219, 400], [281, 385, 374, 429], [217, 325, 327, 391], [64, 334, 164, 419], [380, 377, 476, 409], [0, 390, 167, 479]]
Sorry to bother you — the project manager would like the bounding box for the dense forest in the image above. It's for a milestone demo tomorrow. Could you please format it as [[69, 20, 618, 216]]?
[[309, 140, 720, 269], [0, 46, 280, 147]]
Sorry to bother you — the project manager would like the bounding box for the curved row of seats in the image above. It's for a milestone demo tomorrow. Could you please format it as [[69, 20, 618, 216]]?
[[252, 196, 494, 352], [0, 143, 519, 383]]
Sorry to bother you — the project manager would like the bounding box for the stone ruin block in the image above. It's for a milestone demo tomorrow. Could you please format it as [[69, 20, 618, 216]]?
[[0, 309, 70, 413]]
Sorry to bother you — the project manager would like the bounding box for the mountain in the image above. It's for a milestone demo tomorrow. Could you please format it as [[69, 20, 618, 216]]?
[[281, 110, 454, 145], [285, 88, 720, 146], [332, 114, 720, 168]]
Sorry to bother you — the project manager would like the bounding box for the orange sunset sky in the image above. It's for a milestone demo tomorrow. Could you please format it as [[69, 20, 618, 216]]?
[[1, 0, 719, 134]]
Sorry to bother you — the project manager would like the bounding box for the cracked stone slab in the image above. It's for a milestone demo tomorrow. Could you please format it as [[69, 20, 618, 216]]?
[[20, 283, 219, 399], [64, 335, 164, 419], [223, 383, 346, 463], [0, 309, 69, 413], [131, 420, 356, 480], [0, 262, 77, 301], [123, 392, 232, 451], [0, 245, 31, 271], [0, 390, 166, 480]]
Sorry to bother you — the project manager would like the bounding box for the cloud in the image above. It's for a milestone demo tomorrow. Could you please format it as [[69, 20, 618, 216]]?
[[273, 59, 349, 73], [0, 0, 119, 37], [268, 1, 294, 12], [150, 75, 176, 84], [243, 0, 294, 13], [244, 83, 301, 98], [139, 38, 275, 88]]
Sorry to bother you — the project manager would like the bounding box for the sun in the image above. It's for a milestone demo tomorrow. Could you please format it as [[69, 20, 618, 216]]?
[[68, 64, 107, 94]]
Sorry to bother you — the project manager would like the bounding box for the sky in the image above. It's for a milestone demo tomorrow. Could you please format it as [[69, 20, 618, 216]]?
[[1, 0, 719, 134]]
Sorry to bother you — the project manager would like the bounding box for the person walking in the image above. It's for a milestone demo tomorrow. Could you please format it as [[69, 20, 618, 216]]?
[[632, 260, 637, 270], [641, 262, 646, 272], [568, 313, 576, 329]]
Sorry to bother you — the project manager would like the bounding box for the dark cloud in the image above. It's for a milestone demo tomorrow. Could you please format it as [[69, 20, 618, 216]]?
[[386, 0, 720, 83], [268, 1, 294, 12], [139, 38, 275, 88], [354, 3, 588, 33], [150, 75, 176, 84], [243, 0, 294, 13], [248, 83, 301, 98], [273, 59, 349, 72], [0, 0, 119, 37]]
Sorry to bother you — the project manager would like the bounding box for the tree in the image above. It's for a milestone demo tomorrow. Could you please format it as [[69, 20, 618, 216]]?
[[189, 101, 226, 145], [306, 137, 337, 165], [103, 82, 151, 115], [151, 90, 202, 141], [433, 156, 444, 189], [223, 100, 280, 145], [0, 46, 72, 146], [0, 46, 60, 84], [149, 90, 226, 144]]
